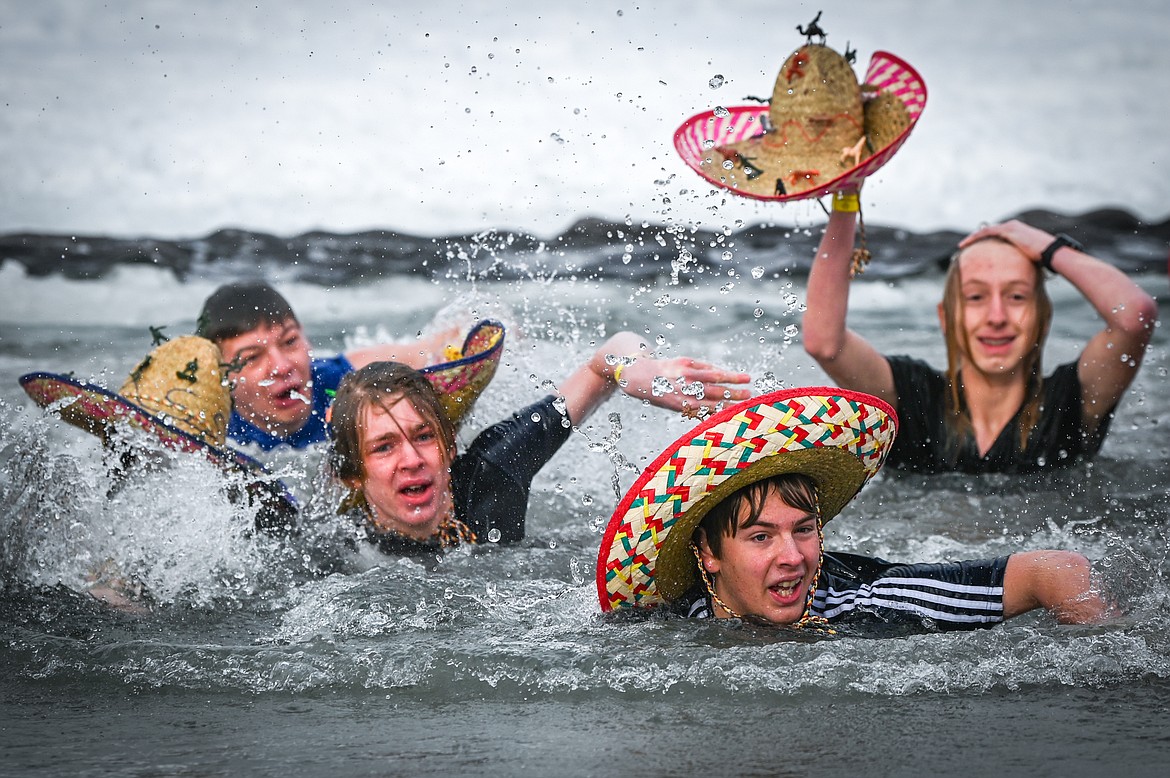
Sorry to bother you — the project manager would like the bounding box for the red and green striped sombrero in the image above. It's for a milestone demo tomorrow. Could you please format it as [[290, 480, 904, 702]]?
[[596, 387, 897, 612]]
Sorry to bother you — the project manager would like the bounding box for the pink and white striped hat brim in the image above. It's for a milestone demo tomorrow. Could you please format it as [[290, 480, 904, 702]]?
[[673, 51, 926, 202]]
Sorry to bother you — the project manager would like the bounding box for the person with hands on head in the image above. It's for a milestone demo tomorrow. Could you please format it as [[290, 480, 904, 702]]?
[[327, 331, 752, 556], [802, 193, 1158, 474]]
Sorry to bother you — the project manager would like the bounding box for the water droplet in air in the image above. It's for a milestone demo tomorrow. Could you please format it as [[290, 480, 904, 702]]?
[[751, 266, 764, 279], [708, 74, 725, 89], [530, 412, 542, 423], [754, 308, 764, 318], [713, 106, 730, 118], [487, 528, 502, 543], [754, 372, 784, 393]]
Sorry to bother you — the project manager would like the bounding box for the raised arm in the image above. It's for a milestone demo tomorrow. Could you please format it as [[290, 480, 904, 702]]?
[[556, 331, 752, 426], [959, 220, 1157, 432], [802, 199, 897, 405]]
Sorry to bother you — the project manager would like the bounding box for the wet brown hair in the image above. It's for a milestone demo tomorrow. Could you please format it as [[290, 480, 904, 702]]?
[[196, 282, 298, 343], [696, 472, 820, 559], [940, 238, 1053, 450], [327, 361, 457, 484]]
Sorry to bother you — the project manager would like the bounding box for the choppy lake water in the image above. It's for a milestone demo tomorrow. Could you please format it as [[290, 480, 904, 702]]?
[[1, 214, 1168, 775]]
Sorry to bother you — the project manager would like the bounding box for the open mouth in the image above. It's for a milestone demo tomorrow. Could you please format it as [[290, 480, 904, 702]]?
[[399, 481, 434, 505], [769, 579, 804, 604], [269, 384, 309, 406]]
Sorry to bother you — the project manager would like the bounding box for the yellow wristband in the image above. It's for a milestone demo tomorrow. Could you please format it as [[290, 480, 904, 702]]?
[[612, 355, 638, 385], [832, 192, 860, 213]]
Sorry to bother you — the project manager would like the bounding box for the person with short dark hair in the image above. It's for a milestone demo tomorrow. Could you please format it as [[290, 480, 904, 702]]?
[[197, 281, 459, 450], [597, 388, 1112, 633]]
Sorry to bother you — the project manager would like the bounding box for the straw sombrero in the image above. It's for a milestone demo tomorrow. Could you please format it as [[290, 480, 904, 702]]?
[[596, 387, 897, 613], [20, 336, 297, 518], [674, 43, 926, 202], [419, 319, 505, 424]]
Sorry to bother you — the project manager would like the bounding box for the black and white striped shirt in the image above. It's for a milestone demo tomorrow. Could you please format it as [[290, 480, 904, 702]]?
[[677, 552, 1008, 631]]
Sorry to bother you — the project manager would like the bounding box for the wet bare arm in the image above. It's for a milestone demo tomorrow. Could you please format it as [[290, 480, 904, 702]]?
[[556, 331, 752, 426], [1002, 550, 1112, 625], [959, 220, 1157, 432], [802, 206, 897, 405], [346, 325, 464, 370]]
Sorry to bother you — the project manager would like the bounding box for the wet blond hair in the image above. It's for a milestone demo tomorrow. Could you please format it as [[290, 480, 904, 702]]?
[[940, 237, 1053, 451]]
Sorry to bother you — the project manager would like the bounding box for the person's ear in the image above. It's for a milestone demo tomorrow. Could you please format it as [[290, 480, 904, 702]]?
[[695, 528, 721, 574]]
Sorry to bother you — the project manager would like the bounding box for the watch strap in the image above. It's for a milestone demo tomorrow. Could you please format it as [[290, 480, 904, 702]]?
[[1039, 233, 1084, 272]]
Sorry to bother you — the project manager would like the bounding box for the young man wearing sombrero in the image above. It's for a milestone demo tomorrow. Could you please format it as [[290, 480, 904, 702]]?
[[326, 332, 752, 556], [597, 388, 1110, 631], [196, 281, 501, 451]]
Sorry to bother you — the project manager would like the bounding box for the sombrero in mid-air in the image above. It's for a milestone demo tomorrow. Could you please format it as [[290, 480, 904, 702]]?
[[674, 18, 926, 202]]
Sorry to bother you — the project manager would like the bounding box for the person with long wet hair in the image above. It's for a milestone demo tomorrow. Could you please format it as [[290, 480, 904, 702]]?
[[327, 332, 751, 555], [802, 198, 1157, 473]]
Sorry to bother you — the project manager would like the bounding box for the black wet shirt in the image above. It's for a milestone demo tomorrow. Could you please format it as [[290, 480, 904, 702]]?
[[354, 396, 572, 558], [449, 395, 572, 543], [885, 355, 1113, 474]]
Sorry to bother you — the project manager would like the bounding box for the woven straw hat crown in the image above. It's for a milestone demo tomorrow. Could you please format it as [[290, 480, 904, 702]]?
[[117, 336, 232, 447], [706, 39, 915, 199], [768, 44, 863, 156]]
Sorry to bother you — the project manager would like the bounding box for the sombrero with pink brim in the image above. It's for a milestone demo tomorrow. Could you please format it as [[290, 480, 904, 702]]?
[[596, 387, 898, 613], [20, 336, 297, 516], [674, 50, 926, 202], [418, 319, 505, 424]]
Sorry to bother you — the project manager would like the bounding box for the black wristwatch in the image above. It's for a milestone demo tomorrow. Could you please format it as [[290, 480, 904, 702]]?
[[1039, 233, 1084, 272]]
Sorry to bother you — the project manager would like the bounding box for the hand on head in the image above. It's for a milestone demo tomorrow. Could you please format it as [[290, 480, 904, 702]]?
[[958, 219, 1055, 264]]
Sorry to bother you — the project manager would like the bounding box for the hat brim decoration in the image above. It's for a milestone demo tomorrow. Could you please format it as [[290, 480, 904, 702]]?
[[420, 319, 505, 424], [596, 387, 897, 613], [673, 51, 926, 203], [19, 372, 297, 515]]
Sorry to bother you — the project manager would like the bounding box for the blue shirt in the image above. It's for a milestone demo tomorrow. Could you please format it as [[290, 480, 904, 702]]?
[[227, 354, 353, 451]]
